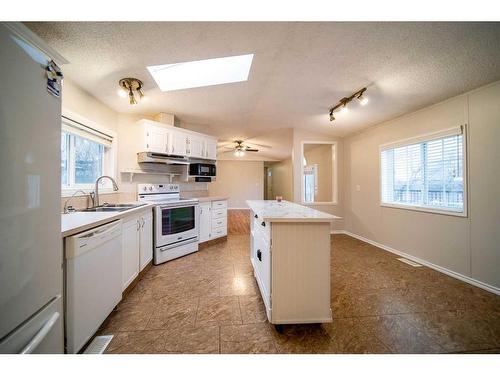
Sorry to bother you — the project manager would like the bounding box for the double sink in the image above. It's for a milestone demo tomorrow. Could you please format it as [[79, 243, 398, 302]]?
[[77, 203, 146, 213]]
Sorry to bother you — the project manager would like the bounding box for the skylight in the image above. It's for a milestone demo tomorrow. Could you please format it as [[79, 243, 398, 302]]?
[[147, 54, 254, 92]]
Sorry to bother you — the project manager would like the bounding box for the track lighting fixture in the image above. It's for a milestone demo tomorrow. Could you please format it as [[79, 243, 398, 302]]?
[[329, 87, 368, 122], [118, 78, 145, 105]]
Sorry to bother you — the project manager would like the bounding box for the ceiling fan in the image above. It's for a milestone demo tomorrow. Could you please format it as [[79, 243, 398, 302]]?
[[222, 140, 260, 157]]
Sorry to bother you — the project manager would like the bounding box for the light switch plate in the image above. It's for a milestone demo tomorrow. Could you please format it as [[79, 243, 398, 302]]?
[[355, 185, 361, 192]]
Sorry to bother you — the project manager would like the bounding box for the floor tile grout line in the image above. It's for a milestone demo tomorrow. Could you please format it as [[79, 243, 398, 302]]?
[[193, 297, 201, 327]]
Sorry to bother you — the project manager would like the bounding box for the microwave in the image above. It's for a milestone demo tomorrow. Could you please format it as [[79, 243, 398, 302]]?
[[189, 163, 216, 176]]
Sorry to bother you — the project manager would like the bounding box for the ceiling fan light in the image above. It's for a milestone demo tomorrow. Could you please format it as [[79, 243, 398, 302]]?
[[340, 105, 349, 114]]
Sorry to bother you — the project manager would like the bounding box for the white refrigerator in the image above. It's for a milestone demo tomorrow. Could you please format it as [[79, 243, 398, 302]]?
[[0, 22, 66, 353]]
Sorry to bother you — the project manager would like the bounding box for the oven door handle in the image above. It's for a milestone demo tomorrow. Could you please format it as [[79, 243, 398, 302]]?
[[158, 202, 198, 209]]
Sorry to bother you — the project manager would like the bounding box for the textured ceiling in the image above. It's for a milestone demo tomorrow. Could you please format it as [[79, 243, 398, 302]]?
[[27, 22, 500, 159]]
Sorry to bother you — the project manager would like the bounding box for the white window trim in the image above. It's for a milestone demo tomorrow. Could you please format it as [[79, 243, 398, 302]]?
[[61, 108, 118, 197], [300, 141, 338, 206], [378, 125, 468, 218]]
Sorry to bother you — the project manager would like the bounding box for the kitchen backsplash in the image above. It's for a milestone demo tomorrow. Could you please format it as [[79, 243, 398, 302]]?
[[60, 182, 209, 212]]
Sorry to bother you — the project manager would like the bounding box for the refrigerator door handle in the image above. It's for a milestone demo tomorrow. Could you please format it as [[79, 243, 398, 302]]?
[[20, 312, 60, 354]]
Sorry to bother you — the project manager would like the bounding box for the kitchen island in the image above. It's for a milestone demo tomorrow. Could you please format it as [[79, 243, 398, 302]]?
[[246, 200, 340, 327]]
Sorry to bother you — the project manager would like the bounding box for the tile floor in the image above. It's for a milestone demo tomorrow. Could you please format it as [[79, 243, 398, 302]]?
[[99, 234, 500, 354]]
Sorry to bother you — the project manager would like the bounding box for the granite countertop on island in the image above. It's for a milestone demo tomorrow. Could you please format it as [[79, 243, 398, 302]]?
[[246, 200, 341, 223]]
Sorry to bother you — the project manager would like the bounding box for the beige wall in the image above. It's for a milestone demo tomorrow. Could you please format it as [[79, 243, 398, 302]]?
[[208, 161, 264, 208], [269, 158, 293, 201], [292, 128, 344, 231], [304, 144, 333, 203], [343, 80, 500, 290]]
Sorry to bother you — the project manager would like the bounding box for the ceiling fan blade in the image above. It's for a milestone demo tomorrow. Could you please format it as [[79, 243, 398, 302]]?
[[246, 149, 259, 152], [222, 149, 235, 154], [223, 146, 235, 150], [245, 142, 272, 149]]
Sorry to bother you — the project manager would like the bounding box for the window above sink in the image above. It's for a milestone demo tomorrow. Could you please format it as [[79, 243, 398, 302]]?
[[61, 110, 118, 197]]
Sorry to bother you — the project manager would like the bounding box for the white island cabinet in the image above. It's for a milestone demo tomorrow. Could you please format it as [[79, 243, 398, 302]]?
[[246, 200, 340, 326]]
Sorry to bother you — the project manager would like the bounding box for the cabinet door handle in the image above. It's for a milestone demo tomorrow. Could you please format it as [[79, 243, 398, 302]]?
[[141, 218, 145, 228], [257, 249, 262, 261], [136, 220, 140, 230], [254, 214, 258, 219], [261, 221, 266, 227]]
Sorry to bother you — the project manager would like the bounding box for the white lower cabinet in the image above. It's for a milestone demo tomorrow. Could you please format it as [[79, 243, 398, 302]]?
[[139, 212, 153, 271], [199, 202, 211, 242], [198, 200, 227, 243], [252, 231, 271, 309], [122, 210, 153, 291]]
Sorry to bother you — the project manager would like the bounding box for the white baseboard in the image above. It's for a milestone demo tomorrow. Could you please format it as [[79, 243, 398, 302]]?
[[332, 230, 500, 296], [331, 230, 346, 234]]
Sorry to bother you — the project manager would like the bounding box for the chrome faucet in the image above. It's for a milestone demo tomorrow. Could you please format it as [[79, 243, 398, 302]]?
[[93, 175, 119, 207], [63, 190, 89, 214]]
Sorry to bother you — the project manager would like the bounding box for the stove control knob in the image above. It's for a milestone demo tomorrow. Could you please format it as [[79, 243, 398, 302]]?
[[143, 186, 147, 191], [149, 186, 153, 191]]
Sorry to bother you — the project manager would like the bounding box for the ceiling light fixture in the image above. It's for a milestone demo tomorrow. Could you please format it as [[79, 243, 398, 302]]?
[[234, 149, 246, 157], [329, 87, 368, 122], [118, 78, 145, 105]]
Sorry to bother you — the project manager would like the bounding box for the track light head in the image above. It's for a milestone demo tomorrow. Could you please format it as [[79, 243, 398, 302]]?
[[329, 111, 335, 122]]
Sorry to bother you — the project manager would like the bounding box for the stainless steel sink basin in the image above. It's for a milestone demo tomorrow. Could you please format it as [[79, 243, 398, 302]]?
[[77, 203, 146, 213]]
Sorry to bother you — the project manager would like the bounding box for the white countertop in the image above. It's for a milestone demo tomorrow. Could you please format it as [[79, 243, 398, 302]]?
[[61, 203, 153, 238], [246, 200, 340, 223], [196, 196, 228, 203]]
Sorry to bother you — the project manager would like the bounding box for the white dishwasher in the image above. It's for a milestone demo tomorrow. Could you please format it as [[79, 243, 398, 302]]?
[[64, 220, 123, 354]]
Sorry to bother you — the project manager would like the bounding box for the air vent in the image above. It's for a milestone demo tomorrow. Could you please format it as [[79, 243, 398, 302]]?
[[397, 258, 422, 267], [83, 335, 114, 354]]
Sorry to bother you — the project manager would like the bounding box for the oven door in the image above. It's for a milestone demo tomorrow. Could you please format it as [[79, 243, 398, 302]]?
[[155, 203, 198, 248]]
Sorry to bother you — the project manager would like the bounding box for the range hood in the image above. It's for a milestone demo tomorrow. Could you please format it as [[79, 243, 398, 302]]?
[[137, 152, 189, 165]]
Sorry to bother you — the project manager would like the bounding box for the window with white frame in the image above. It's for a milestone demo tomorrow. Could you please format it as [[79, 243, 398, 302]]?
[[303, 164, 318, 203], [380, 126, 466, 215], [61, 116, 115, 192]]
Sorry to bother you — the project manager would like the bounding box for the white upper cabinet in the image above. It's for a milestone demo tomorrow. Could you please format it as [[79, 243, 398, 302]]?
[[188, 135, 205, 159], [170, 131, 188, 157], [138, 119, 217, 160], [144, 122, 169, 153], [205, 138, 217, 160]]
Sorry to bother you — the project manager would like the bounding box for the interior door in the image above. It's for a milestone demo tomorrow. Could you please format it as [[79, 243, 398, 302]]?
[[139, 212, 153, 271]]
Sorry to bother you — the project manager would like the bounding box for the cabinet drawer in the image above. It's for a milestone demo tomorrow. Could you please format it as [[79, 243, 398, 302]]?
[[211, 208, 227, 219], [211, 216, 227, 230], [211, 226, 227, 239], [212, 200, 227, 210]]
